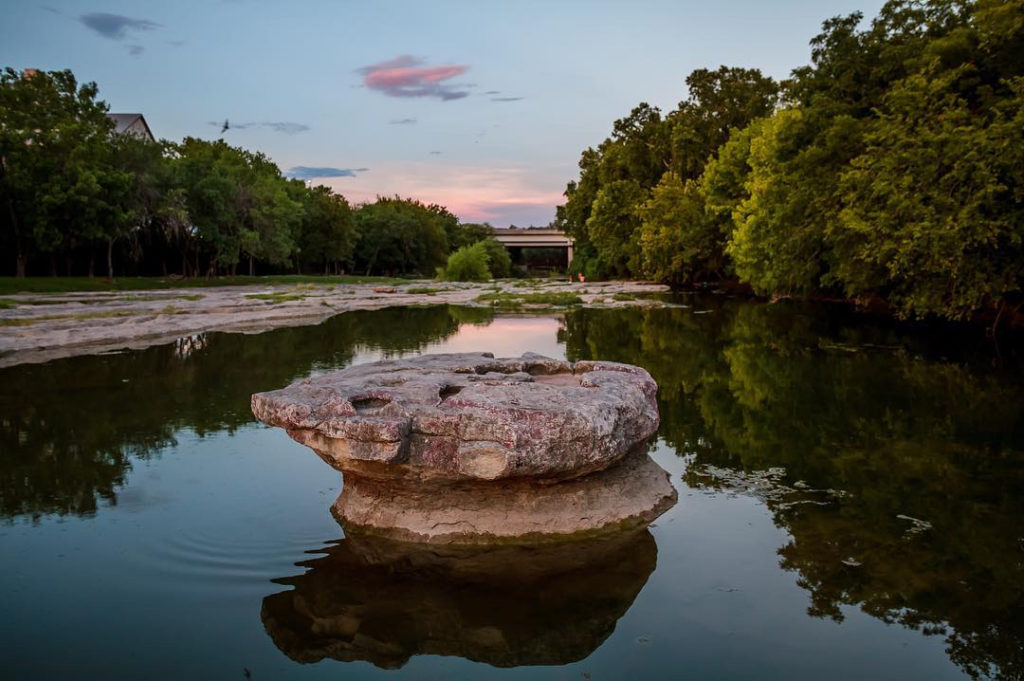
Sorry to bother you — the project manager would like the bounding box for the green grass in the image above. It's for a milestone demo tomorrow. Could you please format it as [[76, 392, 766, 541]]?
[[475, 291, 583, 308], [0, 274, 405, 295], [612, 292, 637, 301], [0, 299, 14, 309], [0, 309, 148, 327], [244, 292, 308, 303]]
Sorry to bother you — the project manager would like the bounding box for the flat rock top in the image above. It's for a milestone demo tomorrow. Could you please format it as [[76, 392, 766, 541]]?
[[251, 352, 659, 482]]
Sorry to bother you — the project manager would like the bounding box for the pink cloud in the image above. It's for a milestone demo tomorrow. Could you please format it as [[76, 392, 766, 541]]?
[[317, 162, 561, 227], [358, 55, 470, 101]]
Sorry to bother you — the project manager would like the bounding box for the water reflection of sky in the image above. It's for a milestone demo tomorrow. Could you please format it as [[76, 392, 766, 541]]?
[[352, 316, 566, 365]]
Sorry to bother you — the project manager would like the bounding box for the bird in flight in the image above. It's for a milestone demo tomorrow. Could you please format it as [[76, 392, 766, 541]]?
[[220, 119, 230, 135]]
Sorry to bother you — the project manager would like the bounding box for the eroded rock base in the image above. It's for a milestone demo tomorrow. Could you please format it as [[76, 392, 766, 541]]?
[[331, 449, 677, 544]]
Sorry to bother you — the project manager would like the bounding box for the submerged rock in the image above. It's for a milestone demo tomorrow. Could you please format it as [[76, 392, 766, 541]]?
[[336, 448, 677, 543], [252, 352, 659, 482], [251, 352, 674, 543]]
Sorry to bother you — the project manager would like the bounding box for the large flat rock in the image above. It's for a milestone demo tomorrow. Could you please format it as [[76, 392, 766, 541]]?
[[252, 352, 660, 482]]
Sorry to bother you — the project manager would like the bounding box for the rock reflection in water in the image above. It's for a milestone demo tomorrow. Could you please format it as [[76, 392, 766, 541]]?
[[261, 529, 657, 669]]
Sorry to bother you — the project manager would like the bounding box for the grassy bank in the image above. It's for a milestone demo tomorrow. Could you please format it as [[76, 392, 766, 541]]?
[[0, 275, 408, 296]]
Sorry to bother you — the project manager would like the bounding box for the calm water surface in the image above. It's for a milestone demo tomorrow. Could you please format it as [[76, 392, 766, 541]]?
[[1, 298, 1022, 680]]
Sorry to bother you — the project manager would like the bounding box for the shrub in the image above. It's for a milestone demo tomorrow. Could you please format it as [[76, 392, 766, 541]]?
[[438, 242, 491, 281]]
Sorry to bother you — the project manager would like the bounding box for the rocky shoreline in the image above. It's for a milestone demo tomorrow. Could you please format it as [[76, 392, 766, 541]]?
[[0, 279, 669, 368]]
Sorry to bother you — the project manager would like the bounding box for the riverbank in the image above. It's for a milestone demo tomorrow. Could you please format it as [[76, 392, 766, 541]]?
[[0, 274, 405, 295], [0, 279, 669, 367]]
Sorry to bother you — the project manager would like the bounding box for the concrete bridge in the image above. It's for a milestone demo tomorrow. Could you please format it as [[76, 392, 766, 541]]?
[[491, 228, 574, 267]]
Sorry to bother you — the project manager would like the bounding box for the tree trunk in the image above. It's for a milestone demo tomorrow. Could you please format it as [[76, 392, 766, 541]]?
[[49, 255, 57, 277], [107, 239, 115, 279], [66, 255, 73, 277], [249, 255, 254, 277], [88, 254, 95, 278], [6, 196, 25, 277]]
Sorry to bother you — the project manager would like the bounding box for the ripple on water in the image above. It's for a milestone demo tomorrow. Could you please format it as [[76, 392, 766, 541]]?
[[128, 526, 340, 599]]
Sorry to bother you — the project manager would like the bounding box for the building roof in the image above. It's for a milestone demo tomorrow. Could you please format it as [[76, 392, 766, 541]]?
[[107, 113, 155, 142]]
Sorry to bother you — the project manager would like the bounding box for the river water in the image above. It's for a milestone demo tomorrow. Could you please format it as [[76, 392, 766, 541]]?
[[1, 296, 1022, 680]]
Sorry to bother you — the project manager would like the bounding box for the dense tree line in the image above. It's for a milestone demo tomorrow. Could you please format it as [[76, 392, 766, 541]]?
[[0, 67, 498, 278], [556, 0, 1023, 321]]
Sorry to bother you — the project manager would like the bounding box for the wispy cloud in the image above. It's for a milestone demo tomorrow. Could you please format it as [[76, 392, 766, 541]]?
[[167, 40, 186, 47], [491, 96, 524, 102], [80, 12, 160, 40], [127, 45, 144, 57], [357, 55, 470, 101], [261, 122, 310, 134], [389, 118, 417, 125], [429, 151, 442, 155], [285, 166, 368, 180], [483, 90, 500, 95], [40, 5, 61, 14], [208, 121, 310, 134]]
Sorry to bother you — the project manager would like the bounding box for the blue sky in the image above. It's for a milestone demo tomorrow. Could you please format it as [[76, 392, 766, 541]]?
[[2, 0, 885, 226]]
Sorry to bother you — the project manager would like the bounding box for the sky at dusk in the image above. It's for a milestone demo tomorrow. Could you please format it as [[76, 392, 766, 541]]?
[[2, 0, 886, 227]]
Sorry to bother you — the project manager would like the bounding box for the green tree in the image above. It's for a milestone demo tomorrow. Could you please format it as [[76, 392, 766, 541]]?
[[667, 66, 779, 181], [724, 108, 860, 295], [835, 70, 1024, 319], [638, 173, 722, 284], [448, 222, 494, 251], [478, 238, 512, 278], [171, 138, 302, 275], [0, 68, 113, 276], [556, 68, 777, 282], [294, 184, 357, 274], [586, 179, 647, 278], [353, 197, 449, 276]]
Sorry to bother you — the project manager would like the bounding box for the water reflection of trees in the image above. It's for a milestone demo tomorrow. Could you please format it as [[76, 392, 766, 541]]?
[[561, 301, 1024, 681], [0, 306, 488, 521]]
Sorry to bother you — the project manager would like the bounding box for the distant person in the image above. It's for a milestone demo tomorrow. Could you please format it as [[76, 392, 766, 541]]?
[[578, 272, 585, 283]]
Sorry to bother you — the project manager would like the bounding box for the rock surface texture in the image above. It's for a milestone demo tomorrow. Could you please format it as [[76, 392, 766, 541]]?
[[252, 352, 676, 542]]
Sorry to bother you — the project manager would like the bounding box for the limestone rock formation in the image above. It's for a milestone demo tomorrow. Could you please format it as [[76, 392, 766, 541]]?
[[251, 352, 659, 482], [251, 352, 675, 543]]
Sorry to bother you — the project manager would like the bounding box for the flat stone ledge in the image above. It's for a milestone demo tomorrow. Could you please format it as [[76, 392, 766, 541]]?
[[252, 352, 660, 482]]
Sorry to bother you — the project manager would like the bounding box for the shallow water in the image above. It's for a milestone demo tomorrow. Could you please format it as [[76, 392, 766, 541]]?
[[1, 299, 1022, 680]]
